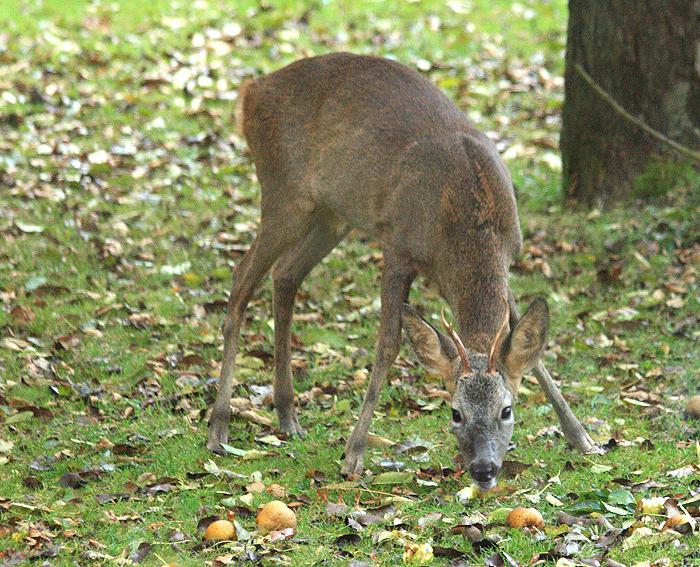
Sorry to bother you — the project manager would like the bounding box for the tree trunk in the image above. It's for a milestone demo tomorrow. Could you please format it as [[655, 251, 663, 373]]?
[[561, 1, 700, 207]]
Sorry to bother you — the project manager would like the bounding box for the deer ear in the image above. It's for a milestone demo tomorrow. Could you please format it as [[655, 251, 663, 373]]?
[[401, 304, 458, 385], [502, 298, 549, 392]]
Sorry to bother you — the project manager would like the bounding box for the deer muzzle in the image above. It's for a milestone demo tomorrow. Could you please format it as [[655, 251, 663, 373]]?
[[469, 459, 500, 490]]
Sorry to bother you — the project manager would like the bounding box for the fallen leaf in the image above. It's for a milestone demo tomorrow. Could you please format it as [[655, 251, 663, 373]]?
[[372, 471, 414, 485]]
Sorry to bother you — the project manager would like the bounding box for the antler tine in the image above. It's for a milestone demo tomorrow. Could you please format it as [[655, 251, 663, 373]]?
[[488, 296, 510, 373], [440, 308, 470, 375]]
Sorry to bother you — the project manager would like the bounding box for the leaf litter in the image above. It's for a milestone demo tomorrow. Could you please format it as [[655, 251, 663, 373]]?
[[0, 0, 699, 564]]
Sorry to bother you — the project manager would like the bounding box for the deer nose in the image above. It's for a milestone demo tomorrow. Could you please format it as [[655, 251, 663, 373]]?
[[470, 460, 499, 483]]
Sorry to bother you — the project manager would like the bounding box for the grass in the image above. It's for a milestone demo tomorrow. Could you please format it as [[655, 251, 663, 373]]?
[[1, 0, 699, 565]]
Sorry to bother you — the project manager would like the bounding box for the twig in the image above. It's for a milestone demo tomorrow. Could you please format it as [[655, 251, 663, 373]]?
[[573, 63, 700, 163], [326, 485, 410, 498]]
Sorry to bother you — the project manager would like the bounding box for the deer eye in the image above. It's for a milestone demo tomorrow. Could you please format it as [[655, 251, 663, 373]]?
[[501, 406, 512, 420], [451, 409, 462, 423]]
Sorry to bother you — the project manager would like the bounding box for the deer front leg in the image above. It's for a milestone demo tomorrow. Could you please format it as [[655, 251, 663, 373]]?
[[342, 265, 414, 477], [533, 363, 596, 453], [506, 289, 595, 454]]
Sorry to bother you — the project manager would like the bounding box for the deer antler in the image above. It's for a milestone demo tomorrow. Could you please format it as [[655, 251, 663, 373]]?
[[441, 309, 470, 375], [487, 297, 509, 373]]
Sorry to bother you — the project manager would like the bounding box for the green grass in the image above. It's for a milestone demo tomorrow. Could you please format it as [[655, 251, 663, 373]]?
[[1, 0, 699, 565]]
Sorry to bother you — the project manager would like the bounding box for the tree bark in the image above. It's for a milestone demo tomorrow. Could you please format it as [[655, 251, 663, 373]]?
[[561, 0, 700, 207]]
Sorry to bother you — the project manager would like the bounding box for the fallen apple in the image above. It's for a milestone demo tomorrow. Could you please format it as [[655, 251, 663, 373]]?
[[204, 519, 237, 541], [507, 507, 545, 529], [256, 500, 297, 535]]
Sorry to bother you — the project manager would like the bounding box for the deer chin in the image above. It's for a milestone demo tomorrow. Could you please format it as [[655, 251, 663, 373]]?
[[474, 477, 498, 492]]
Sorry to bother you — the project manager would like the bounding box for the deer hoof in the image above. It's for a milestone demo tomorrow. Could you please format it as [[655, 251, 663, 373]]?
[[206, 437, 228, 455], [341, 450, 365, 478], [279, 413, 305, 437], [207, 415, 230, 454]]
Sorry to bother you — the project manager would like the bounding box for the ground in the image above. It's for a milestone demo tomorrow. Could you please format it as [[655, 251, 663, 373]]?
[[0, 0, 699, 565]]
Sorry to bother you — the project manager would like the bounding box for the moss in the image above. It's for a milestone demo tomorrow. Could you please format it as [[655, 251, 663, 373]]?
[[633, 156, 700, 202]]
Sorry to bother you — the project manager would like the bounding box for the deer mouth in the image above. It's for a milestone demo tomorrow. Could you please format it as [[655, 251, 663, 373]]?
[[469, 458, 500, 491]]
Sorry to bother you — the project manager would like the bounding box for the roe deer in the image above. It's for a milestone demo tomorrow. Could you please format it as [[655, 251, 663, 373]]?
[[208, 52, 594, 486]]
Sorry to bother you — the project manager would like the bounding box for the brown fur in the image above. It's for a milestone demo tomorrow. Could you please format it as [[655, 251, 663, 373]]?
[[234, 79, 254, 137], [206, 53, 583, 479]]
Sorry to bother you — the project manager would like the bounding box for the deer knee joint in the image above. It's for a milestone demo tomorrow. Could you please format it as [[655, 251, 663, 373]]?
[[376, 343, 400, 366], [222, 318, 236, 340]]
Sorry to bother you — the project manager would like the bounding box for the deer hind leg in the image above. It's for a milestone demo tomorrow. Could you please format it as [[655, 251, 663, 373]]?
[[272, 218, 348, 436], [207, 209, 316, 453], [342, 259, 415, 477]]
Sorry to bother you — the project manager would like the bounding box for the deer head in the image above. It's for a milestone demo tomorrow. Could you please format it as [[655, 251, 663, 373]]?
[[401, 298, 549, 490]]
